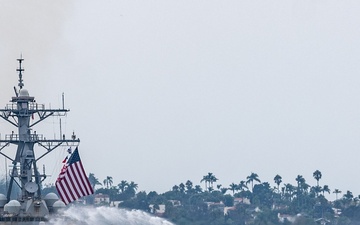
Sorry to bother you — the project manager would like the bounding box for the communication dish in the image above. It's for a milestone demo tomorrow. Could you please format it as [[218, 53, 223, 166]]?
[[25, 182, 38, 193]]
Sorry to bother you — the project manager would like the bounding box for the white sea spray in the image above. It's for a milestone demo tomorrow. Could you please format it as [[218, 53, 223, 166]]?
[[49, 206, 174, 225]]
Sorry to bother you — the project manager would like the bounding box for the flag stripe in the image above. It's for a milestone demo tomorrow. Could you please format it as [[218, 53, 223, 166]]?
[[57, 180, 71, 204], [75, 163, 89, 194], [62, 180, 72, 204], [63, 177, 76, 203], [65, 175, 78, 200], [77, 162, 93, 194], [66, 168, 82, 199], [55, 147, 94, 205], [72, 162, 87, 195]]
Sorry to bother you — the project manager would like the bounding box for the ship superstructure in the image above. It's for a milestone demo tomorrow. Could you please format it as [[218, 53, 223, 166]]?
[[0, 58, 79, 224]]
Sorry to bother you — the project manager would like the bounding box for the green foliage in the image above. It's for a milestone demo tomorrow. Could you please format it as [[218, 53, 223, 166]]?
[[84, 172, 360, 225], [335, 216, 351, 225], [227, 204, 253, 225], [88, 173, 102, 189], [252, 209, 281, 225], [292, 216, 317, 225], [223, 194, 234, 207], [342, 205, 360, 222], [119, 191, 150, 212], [252, 182, 273, 208]]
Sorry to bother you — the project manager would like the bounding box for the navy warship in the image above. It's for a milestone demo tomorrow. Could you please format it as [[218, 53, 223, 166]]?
[[0, 58, 81, 224]]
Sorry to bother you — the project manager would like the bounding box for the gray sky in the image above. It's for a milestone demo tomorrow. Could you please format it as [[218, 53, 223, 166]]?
[[1, 1, 360, 200]]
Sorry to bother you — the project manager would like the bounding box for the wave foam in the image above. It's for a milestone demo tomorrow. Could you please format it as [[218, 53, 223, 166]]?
[[49, 206, 174, 225]]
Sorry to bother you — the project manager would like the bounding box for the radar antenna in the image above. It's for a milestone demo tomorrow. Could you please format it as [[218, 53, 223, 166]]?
[[16, 55, 24, 90]]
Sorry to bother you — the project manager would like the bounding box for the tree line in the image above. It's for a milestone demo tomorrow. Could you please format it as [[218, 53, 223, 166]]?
[[64, 170, 360, 225]]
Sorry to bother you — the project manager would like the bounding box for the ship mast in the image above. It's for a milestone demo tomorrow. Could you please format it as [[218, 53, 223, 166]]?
[[0, 58, 80, 204]]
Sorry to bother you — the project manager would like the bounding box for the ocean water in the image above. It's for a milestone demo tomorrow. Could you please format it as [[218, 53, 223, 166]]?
[[49, 206, 174, 225]]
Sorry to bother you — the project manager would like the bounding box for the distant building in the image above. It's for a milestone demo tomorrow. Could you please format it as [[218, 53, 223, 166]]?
[[272, 202, 288, 211], [277, 213, 300, 223], [234, 198, 250, 205], [111, 201, 122, 208], [149, 204, 166, 216], [94, 193, 110, 205], [75, 198, 86, 205], [224, 206, 236, 215], [332, 208, 341, 217], [148, 200, 180, 217], [168, 200, 181, 206], [315, 218, 330, 225], [206, 201, 225, 212]]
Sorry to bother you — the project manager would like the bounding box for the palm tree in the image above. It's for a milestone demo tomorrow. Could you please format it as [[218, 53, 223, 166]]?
[[103, 176, 113, 189], [313, 170, 322, 186], [88, 173, 101, 190], [284, 183, 295, 201], [273, 174, 282, 192], [311, 185, 322, 197], [333, 189, 342, 200], [201, 172, 218, 191], [343, 190, 353, 201], [295, 175, 305, 186], [127, 181, 138, 193], [246, 172, 261, 191], [322, 185, 330, 196], [343, 190, 354, 206], [124, 181, 138, 198], [300, 182, 310, 194], [200, 175, 210, 191], [220, 187, 228, 195], [238, 180, 248, 192], [229, 183, 238, 195], [208, 173, 218, 189], [118, 180, 128, 193], [295, 175, 305, 196]]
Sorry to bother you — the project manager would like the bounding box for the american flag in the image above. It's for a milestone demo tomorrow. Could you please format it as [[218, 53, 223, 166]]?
[[55, 147, 94, 204]]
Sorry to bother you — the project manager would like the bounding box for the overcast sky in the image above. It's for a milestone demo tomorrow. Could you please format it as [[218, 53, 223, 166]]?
[[1, 1, 360, 200]]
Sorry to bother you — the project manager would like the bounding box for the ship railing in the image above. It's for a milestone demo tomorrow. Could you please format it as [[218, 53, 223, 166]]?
[[8, 167, 47, 179], [1, 103, 68, 118], [4, 102, 45, 111], [29, 102, 45, 110], [1, 134, 44, 142], [0, 133, 79, 148], [4, 103, 17, 110]]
